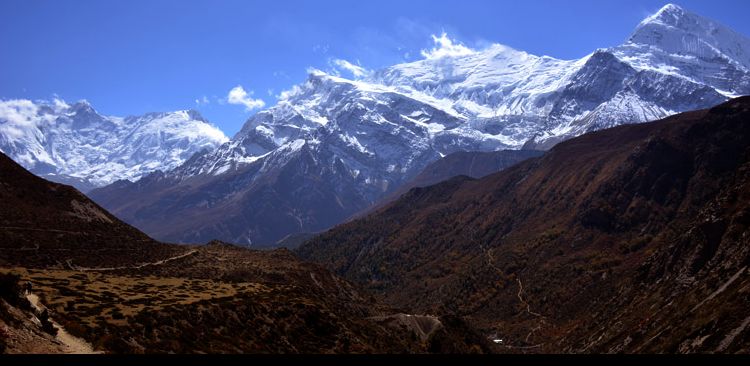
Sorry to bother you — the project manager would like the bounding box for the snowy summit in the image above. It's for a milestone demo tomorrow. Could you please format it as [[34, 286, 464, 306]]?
[[0, 99, 228, 191]]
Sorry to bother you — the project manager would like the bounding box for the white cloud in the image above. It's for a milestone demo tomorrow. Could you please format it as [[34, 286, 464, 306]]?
[[277, 85, 302, 101], [227, 85, 265, 111], [420, 32, 475, 60], [0, 99, 39, 125], [0, 99, 42, 139], [51, 95, 69, 112], [194, 96, 210, 106], [331, 59, 369, 78], [306, 67, 326, 76]]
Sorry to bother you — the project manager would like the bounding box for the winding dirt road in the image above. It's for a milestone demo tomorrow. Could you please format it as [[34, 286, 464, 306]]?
[[67, 249, 198, 271]]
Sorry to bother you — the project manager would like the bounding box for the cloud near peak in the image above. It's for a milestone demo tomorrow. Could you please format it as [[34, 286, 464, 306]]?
[[331, 59, 369, 78], [227, 85, 265, 111], [420, 32, 475, 60]]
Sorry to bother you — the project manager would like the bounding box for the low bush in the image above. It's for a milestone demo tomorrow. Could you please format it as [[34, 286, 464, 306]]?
[[0, 273, 22, 305]]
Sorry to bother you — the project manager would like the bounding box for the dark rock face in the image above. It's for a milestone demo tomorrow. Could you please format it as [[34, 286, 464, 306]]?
[[89, 141, 381, 246], [297, 97, 750, 353], [403, 149, 545, 190], [367, 149, 544, 213]]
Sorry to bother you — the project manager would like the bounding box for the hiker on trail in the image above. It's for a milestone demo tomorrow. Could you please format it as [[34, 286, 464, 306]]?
[[24, 281, 32, 295]]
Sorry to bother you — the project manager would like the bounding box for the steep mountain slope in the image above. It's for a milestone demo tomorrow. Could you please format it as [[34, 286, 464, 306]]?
[[0, 99, 228, 191], [0, 151, 188, 269], [0, 151, 490, 354], [265, 149, 544, 248], [366, 149, 544, 214], [92, 4, 750, 246], [297, 97, 750, 353], [89, 138, 386, 246], [617, 3, 750, 92]]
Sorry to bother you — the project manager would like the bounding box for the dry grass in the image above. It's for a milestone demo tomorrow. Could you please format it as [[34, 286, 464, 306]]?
[[0, 267, 269, 329]]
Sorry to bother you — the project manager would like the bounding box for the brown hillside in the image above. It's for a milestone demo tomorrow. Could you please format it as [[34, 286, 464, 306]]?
[[0, 152, 187, 268], [298, 97, 750, 353], [0, 152, 489, 353]]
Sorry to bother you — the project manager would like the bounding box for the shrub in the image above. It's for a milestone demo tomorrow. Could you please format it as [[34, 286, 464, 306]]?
[[111, 309, 125, 320], [0, 273, 22, 305], [0, 325, 9, 353], [39, 309, 58, 336]]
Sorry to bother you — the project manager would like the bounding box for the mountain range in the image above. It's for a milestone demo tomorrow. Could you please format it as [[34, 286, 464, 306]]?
[[1, 2, 749, 354], [3, 95, 747, 353], [0, 99, 228, 192], [88, 4, 750, 246]]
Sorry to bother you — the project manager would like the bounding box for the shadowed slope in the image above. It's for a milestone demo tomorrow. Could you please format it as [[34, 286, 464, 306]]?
[[0, 151, 187, 268], [298, 97, 750, 353], [0, 153, 491, 353]]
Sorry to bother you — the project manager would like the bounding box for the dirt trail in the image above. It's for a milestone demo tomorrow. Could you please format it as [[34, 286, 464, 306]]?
[[26, 293, 102, 354], [68, 249, 198, 271], [515, 277, 545, 319], [473, 228, 547, 350], [0, 226, 85, 234]]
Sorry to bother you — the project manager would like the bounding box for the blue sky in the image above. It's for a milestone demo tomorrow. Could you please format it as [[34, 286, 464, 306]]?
[[1, 0, 749, 136]]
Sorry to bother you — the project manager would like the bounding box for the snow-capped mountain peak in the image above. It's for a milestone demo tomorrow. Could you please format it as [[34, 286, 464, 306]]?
[[627, 3, 750, 72], [180, 3, 750, 184], [72, 4, 750, 246], [0, 99, 229, 191], [637, 3, 689, 27]]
